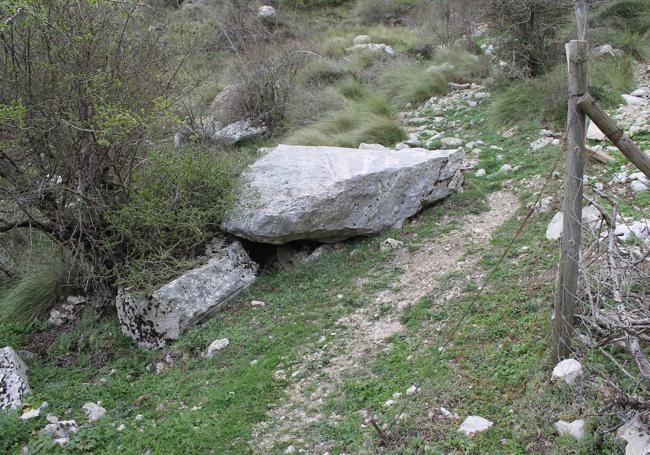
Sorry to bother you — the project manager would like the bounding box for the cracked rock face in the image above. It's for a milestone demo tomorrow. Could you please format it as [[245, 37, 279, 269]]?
[[0, 346, 30, 411], [116, 241, 258, 349], [221, 145, 465, 244]]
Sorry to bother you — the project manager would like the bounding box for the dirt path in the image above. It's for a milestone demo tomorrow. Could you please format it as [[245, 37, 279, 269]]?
[[252, 190, 519, 454]]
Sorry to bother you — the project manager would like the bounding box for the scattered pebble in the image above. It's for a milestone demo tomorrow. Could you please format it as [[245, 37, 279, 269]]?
[[458, 415, 493, 436], [555, 419, 586, 440], [552, 358, 583, 385]]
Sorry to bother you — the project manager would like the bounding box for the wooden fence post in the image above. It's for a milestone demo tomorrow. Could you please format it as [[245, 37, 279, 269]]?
[[551, 37, 589, 363]]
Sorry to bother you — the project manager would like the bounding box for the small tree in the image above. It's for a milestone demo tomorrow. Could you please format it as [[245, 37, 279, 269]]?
[[0, 0, 178, 292], [486, 0, 573, 77]]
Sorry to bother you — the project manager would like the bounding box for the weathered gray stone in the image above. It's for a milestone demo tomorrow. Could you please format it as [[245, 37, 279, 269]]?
[[555, 419, 586, 440], [257, 5, 276, 24], [42, 420, 78, 446], [83, 402, 107, 422], [458, 416, 493, 436], [221, 145, 464, 244], [353, 35, 371, 45], [213, 120, 267, 145], [0, 346, 30, 411], [346, 43, 395, 55], [116, 241, 258, 349]]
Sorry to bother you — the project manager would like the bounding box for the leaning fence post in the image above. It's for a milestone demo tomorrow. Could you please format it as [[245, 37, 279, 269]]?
[[551, 35, 589, 363]]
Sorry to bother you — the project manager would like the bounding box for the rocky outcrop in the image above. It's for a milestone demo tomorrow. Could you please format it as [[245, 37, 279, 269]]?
[[222, 144, 464, 244], [116, 241, 258, 349], [0, 346, 30, 411]]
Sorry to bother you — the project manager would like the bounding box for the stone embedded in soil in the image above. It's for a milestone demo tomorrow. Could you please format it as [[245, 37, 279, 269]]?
[[555, 419, 586, 440], [0, 346, 30, 411], [204, 338, 230, 358], [116, 240, 258, 349], [552, 358, 583, 385], [380, 238, 404, 252], [458, 415, 493, 436], [83, 402, 107, 422], [42, 420, 79, 446]]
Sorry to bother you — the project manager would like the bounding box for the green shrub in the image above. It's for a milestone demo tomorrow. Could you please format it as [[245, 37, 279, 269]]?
[[379, 62, 449, 107], [487, 55, 635, 128], [378, 50, 487, 108], [595, 0, 650, 35], [353, 0, 422, 25], [108, 145, 252, 291]]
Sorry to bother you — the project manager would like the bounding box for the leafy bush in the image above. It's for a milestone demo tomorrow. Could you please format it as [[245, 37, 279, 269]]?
[[595, 0, 650, 35], [353, 0, 421, 25], [0, 0, 178, 292], [108, 145, 252, 291], [487, 55, 635, 128]]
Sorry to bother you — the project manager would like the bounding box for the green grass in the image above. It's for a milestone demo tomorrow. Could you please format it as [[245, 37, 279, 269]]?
[[286, 81, 406, 147], [488, 54, 635, 129]]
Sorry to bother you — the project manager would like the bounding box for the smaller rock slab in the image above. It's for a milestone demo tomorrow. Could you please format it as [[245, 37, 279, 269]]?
[[458, 415, 493, 436], [0, 346, 30, 411]]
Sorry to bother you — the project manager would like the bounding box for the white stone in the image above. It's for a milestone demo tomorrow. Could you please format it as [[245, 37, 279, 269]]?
[[213, 120, 267, 145], [380, 238, 404, 252], [546, 206, 603, 240], [617, 416, 650, 455], [257, 5, 277, 23], [251, 300, 266, 308], [631, 181, 648, 193], [458, 416, 493, 436], [475, 169, 486, 177], [0, 346, 30, 411], [629, 172, 649, 184], [82, 402, 107, 422], [552, 358, 583, 385], [222, 145, 464, 244], [499, 164, 512, 173], [622, 94, 645, 105], [590, 44, 623, 58], [530, 137, 553, 151], [20, 402, 47, 420], [346, 43, 395, 55], [441, 137, 464, 149], [42, 420, 78, 445], [353, 35, 371, 45], [116, 241, 257, 349], [555, 419, 586, 440], [587, 121, 606, 141], [117, 423, 126, 431], [631, 88, 648, 98], [359, 143, 389, 151], [284, 446, 296, 454], [204, 338, 230, 358], [537, 196, 554, 214], [406, 385, 419, 396], [385, 399, 397, 407]]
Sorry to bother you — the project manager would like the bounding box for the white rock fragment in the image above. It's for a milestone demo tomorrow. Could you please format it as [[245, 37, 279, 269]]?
[[458, 416, 493, 436], [587, 121, 606, 141], [204, 338, 230, 358], [385, 399, 397, 407], [0, 346, 30, 411], [251, 300, 266, 308], [42, 420, 79, 446], [555, 419, 586, 440], [353, 35, 371, 45], [20, 402, 47, 420], [631, 181, 648, 193], [117, 423, 126, 431], [406, 385, 419, 396], [475, 169, 486, 177], [441, 137, 464, 149], [380, 238, 404, 252], [546, 206, 603, 241], [552, 358, 583, 385], [617, 416, 650, 455], [82, 402, 107, 422], [499, 164, 513, 173], [622, 94, 645, 105], [284, 446, 296, 454]]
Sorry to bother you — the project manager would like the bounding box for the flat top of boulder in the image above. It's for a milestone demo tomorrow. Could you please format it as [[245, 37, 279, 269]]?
[[234, 144, 458, 198]]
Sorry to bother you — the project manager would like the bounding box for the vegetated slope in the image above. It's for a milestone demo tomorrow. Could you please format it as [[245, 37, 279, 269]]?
[[1, 0, 649, 454]]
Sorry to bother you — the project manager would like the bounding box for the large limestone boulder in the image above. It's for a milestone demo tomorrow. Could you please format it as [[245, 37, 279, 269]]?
[[116, 241, 258, 349], [1, 346, 30, 411], [222, 145, 464, 244]]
